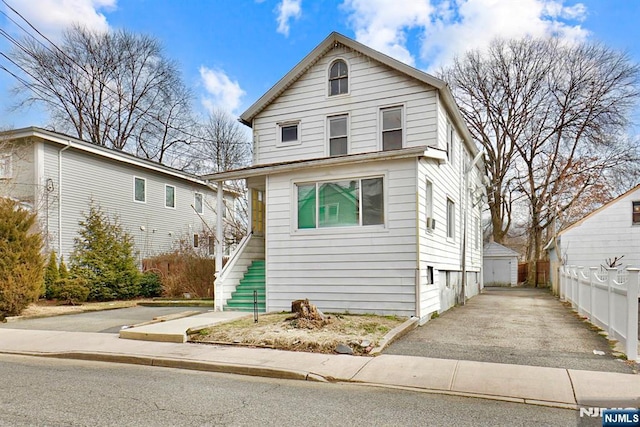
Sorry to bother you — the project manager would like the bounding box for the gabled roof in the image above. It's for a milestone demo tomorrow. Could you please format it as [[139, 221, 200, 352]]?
[[558, 183, 640, 235], [239, 32, 479, 159], [1, 126, 217, 191], [483, 242, 520, 257]]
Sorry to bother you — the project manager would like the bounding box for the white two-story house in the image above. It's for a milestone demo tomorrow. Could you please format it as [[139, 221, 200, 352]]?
[[0, 127, 234, 263], [207, 32, 485, 320]]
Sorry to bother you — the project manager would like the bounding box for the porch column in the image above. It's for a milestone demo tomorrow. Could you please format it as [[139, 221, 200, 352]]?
[[215, 180, 224, 311]]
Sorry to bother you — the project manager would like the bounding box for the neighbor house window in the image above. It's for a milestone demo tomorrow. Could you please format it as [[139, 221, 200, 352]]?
[[0, 154, 11, 178], [194, 193, 203, 214], [633, 201, 640, 224], [297, 177, 384, 229], [447, 198, 455, 239], [425, 179, 433, 231], [382, 107, 403, 151], [329, 59, 348, 96], [328, 115, 348, 156], [279, 122, 299, 145], [193, 234, 199, 248], [447, 121, 455, 163], [165, 185, 175, 208], [134, 177, 146, 203]]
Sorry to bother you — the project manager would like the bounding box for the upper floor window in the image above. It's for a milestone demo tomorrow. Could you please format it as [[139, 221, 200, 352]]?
[[328, 115, 348, 156], [447, 121, 455, 163], [382, 107, 403, 151], [329, 60, 348, 96], [278, 121, 300, 145], [633, 201, 640, 224], [134, 177, 146, 203], [194, 193, 203, 214], [447, 198, 455, 239], [0, 154, 11, 178], [165, 185, 175, 208]]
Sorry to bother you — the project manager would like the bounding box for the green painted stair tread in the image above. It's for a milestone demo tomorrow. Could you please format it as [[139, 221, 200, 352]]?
[[223, 259, 266, 312]]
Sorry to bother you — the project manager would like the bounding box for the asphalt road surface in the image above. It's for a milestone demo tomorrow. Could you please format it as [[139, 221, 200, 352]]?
[[0, 354, 578, 427], [384, 287, 637, 373], [0, 306, 210, 333]]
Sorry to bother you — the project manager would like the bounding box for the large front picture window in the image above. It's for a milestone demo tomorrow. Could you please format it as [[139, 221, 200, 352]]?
[[297, 177, 384, 229]]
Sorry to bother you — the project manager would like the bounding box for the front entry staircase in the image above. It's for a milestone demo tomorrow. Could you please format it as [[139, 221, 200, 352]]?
[[224, 260, 266, 312]]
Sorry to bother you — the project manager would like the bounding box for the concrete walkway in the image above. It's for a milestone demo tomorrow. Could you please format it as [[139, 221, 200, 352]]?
[[1, 310, 639, 410], [385, 287, 637, 373]]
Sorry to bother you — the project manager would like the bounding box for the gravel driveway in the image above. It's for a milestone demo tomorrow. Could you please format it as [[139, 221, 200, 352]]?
[[384, 287, 638, 374]]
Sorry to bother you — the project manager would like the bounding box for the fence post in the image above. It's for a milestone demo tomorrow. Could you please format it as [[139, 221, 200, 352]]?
[[576, 266, 584, 315], [569, 266, 576, 308], [607, 267, 617, 338], [588, 267, 598, 321], [559, 266, 565, 301], [625, 268, 639, 361]]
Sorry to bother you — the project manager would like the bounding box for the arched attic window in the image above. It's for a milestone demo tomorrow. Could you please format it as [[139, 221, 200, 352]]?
[[329, 59, 348, 96]]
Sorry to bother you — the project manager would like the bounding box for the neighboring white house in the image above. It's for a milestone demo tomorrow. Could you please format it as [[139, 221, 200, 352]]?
[[548, 184, 640, 278], [0, 127, 234, 263], [483, 242, 519, 287], [207, 32, 485, 320]]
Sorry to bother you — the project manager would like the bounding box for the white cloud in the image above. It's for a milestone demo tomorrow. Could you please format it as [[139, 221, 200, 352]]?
[[421, 0, 589, 71], [2, 0, 115, 39], [276, 0, 302, 36], [342, 0, 589, 71], [343, 0, 432, 66], [199, 67, 246, 115]]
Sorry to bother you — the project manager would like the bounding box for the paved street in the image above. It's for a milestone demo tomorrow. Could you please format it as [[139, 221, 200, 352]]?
[[0, 306, 210, 333], [0, 354, 577, 427], [385, 287, 637, 373]]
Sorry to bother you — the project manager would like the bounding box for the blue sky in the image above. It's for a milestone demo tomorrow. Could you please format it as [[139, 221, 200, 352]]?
[[1, 0, 639, 130]]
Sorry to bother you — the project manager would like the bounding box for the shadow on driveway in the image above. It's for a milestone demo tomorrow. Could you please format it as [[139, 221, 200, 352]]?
[[384, 287, 638, 374]]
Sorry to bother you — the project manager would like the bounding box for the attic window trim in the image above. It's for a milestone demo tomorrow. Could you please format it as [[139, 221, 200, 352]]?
[[328, 58, 349, 97], [633, 200, 640, 225], [277, 120, 301, 147]]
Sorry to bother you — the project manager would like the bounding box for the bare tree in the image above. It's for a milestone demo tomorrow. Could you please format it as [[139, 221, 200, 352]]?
[[442, 37, 640, 284], [9, 25, 194, 163]]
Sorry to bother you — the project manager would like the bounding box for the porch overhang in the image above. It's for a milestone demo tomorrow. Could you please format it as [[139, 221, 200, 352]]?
[[202, 146, 447, 182]]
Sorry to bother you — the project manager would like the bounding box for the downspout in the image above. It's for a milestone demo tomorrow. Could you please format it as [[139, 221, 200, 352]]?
[[58, 140, 72, 258], [215, 180, 224, 311], [461, 150, 484, 306]]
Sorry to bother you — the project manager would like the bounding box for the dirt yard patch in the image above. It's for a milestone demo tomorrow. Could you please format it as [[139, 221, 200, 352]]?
[[189, 312, 407, 355]]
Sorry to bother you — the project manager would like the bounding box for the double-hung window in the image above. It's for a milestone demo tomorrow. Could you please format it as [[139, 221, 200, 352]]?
[[425, 180, 433, 231], [165, 185, 175, 208], [297, 177, 384, 229], [633, 201, 640, 224], [328, 115, 348, 156], [447, 198, 455, 239], [194, 193, 203, 214], [382, 107, 403, 151], [447, 121, 455, 162], [134, 177, 146, 203], [0, 154, 11, 178]]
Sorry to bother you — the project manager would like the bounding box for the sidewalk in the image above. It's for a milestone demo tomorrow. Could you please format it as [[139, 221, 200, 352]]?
[[1, 310, 639, 410]]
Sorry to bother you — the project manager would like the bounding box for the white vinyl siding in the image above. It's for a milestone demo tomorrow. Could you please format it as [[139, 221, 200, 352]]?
[[252, 45, 438, 164], [266, 158, 417, 317], [559, 187, 640, 268]]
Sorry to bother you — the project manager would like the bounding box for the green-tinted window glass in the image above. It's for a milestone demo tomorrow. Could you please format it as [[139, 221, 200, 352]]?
[[297, 185, 316, 229], [134, 177, 145, 202], [318, 180, 358, 227], [165, 185, 175, 208]]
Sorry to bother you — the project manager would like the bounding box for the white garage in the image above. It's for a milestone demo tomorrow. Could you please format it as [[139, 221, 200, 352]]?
[[483, 242, 520, 287]]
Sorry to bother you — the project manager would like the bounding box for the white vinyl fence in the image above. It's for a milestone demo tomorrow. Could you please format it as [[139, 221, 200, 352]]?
[[559, 266, 639, 361]]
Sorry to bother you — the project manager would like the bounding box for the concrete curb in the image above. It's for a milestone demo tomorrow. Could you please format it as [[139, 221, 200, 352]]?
[[0, 349, 580, 410], [370, 317, 419, 355]]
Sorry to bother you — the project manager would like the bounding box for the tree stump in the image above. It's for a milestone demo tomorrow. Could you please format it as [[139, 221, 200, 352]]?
[[290, 299, 325, 321]]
